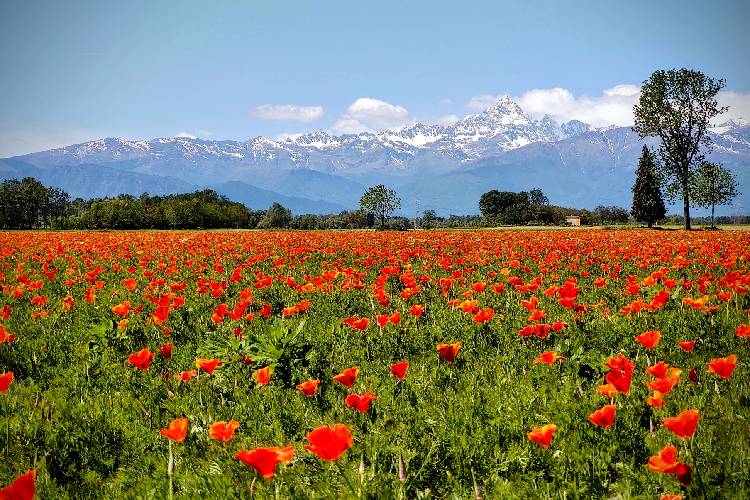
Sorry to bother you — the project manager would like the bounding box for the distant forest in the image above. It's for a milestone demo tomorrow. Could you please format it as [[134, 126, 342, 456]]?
[[0, 177, 746, 230]]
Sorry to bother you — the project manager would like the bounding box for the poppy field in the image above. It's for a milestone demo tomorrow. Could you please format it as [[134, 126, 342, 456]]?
[[1, 229, 750, 499]]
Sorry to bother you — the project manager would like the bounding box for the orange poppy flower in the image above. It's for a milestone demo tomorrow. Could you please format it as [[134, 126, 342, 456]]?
[[304, 424, 353, 461], [437, 342, 461, 364], [128, 348, 155, 371], [648, 445, 679, 474], [737, 324, 750, 337], [175, 370, 197, 382], [528, 423, 557, 448], [209, 420, 240, 442], [235, 446, 296, 479], [707, 354, 737, 380], [332, 367, 359, 388], [588, 404, 616, 428], [662, 409, 700, 438], [159, 418, 188, 443], [635, 330, 661, 350], [532, 351, 564, 366], [410, 304, 424, 317], [0, 371, 13, 393], [196, 358, 222, 374], [647, 391, 665, 408], [390, 361, 409, 380], [345, 392, 376, 413], [595, 383, 619, 398], [111, 300, 131, 317], [296, 379, 320, 396], [254, 366, 272, 385], [0, 469, 35, 500]]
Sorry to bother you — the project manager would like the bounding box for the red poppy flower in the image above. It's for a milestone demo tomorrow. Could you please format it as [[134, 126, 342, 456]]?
[[159, 343, 173, 360], [532, 351, 564, 366], [332, 367, 359, 388], [472, 308, 495, 324], [128, 348, 155, 371], [209, 420, 240, 442], [674, 463, 692, 486], [662, 409, 700, 438], [437, 342, 461, 364], [159, 418, 188, 442], [737, 324, 750, 337], [304, 424, 353, 461], [235, 446, 296, 479], [677, 340, 695, 353], [296, 379, 320, 396], [196, 358, 222, 374], [588, 404, 616, 428], [390, 361, 409, 380], [0, 371, 13, 393], [528, 424, 557, 448], [254, 366, 272, 385], [604, 353, 634, 395], [707, 354, 737, 380], [635, 330, 661, 350], [345, 392, 376, 413], [0, 469, 35, 500], [648, 445, 680, 474]]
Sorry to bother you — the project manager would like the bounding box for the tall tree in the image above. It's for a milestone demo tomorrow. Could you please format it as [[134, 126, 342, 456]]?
[[359, 185, 401, 227], [691, 162, 740, 228], [631, 145, 666, 228], [632, 68, 726, 229]]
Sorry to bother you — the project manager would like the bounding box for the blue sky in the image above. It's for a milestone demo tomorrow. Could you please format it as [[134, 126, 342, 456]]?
[[1, 0, 749, 156]]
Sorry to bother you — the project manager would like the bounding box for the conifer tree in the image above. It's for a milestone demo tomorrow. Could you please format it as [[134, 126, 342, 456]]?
[[631, 145, 666, 228]]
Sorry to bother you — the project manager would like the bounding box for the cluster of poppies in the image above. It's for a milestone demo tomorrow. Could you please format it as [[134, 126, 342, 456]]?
[[1, 229, 749, 497]]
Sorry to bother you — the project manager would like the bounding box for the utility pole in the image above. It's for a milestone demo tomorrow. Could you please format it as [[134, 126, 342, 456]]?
[[414, 199, 420, 230]]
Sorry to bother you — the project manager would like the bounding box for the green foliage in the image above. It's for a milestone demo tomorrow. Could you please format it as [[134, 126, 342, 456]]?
[[257, 202, 292, 229], [631, 146, 667, 228], [359, 184, 401, 227], [0, 177, 69, 229], [479, 188, 550, 225], [691, 162, 740, 227], [633, 68, 727, 229]]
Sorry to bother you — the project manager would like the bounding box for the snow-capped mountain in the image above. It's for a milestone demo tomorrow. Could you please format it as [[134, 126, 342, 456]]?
[[1, 96, 748, 215]]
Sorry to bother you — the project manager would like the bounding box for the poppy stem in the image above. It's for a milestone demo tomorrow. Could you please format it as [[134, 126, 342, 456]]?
[[167, 440, 174, 500], [335, 460, 359, 497]]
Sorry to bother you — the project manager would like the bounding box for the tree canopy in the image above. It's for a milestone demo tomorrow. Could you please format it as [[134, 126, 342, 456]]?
[[359, 185, 401, 227], [691, 162, 740, 227], [632, 68, 726, 229], [631, 145, 666, 228]]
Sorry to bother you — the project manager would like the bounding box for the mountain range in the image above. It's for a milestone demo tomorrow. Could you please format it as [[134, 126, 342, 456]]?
[[1, 96, 748, 216]]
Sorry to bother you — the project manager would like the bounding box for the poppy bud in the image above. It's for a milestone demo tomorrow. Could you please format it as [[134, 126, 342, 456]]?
[[688, 369, 698, 385]]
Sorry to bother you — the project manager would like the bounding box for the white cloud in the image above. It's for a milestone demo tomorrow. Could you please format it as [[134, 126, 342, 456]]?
[[252, 104, 325, 123], [513, 85, 641, 127], [716, 91, 750, 124], [0, 129, 111, 157], [175, 131, 196, 139], [329, 97, 415, 135]]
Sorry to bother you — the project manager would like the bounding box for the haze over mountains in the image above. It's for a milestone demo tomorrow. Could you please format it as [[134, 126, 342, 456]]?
[[1, 97, 748, 216]]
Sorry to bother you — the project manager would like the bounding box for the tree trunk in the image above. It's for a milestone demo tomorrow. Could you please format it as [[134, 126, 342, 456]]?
[[648, 221, 653, 228], [683, 185, 691, 230], [711, 204, 715, 228]]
